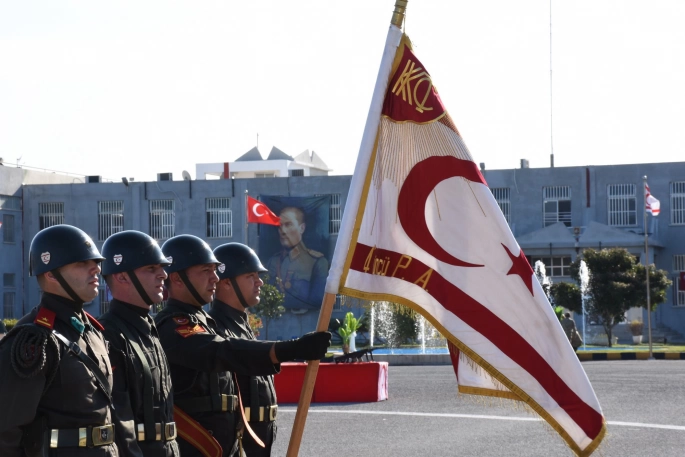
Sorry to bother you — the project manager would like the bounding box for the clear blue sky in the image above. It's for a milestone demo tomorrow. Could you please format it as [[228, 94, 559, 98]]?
[[1, 1, 683, 181]]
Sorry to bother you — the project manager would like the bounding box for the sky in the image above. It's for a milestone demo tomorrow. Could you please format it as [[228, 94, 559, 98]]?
[[1, 1, 684, 182]]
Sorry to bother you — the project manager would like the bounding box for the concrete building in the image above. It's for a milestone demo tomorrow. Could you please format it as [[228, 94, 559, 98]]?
[[3, 160, 685, 341]]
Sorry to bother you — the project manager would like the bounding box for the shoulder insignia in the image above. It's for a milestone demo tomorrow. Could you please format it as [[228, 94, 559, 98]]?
[[173, 317, 189, 325], [84, 311, 105, 332], [34, 307, 56, 330], [307, 249, 324, 258], [174, 324, 207, 338]]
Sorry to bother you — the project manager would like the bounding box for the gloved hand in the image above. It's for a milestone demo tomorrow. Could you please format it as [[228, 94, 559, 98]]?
[[274, 331, 332, 362]]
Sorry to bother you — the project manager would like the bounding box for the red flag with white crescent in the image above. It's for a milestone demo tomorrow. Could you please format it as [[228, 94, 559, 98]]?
[[247, 196, 280, 226], [326, 31, 605, 456]]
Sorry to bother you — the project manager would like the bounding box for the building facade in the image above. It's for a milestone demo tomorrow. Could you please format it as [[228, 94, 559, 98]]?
[[3, 161, 685, 340]]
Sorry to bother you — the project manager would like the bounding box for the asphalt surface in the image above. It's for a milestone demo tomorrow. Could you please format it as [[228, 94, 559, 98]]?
[[271, 361, 685, 456]]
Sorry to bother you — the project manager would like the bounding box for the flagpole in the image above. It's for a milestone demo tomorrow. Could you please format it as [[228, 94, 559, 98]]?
[[643, 176, 654, 359], [285, 3, 408, 456], [244, 189, 249, 245]]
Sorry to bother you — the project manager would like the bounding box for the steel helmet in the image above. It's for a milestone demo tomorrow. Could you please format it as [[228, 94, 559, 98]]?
[[161, 235, 220, 274], [213, 243, 267, 280], [29, 225, 104, 276], [101, 230, 170, 275]]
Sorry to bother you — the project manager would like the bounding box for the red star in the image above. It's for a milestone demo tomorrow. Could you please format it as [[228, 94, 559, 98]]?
[[502, 244, 534, 296]]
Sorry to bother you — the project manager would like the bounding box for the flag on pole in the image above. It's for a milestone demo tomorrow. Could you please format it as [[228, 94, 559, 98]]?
[[645, 183, 660, 216], [247, 196, 280, 225], [325, 30, 605, 456]]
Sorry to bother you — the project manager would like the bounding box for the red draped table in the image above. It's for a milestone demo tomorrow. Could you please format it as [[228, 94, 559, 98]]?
[[274, 362, 389, 403]]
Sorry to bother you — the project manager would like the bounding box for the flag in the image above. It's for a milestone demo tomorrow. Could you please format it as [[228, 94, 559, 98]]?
[[247, 196, 280, 225], [645, 183, 660, 216], [325, 28, 605, 456]]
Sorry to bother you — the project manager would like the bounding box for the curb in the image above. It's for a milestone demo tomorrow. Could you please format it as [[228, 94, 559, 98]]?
[[576, 352, 685, 361]]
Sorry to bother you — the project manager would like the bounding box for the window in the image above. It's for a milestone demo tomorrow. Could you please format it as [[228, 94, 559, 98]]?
[[149, 200, 175, 240], [670, 182, 685, 225], [3, 274, 15, 288], [206, 197, 232, 238], [0, 195, 21, 211], [39, 202, 64, 229], [2, 214, 15, 243], [673, 255, 685, 307], [3, 292, 14, 319], [289, 169, 305, 177], [528, 256, 572, 277], [491, 188, 511, 223], [255, 173, 275, 178], [333, 294, 345, 311], [543, 186, 571, 227], [316, 193, 342, 234], [98, 201, 124, 240], [99, 288, 110, 315], [607, 184, 637, 226]]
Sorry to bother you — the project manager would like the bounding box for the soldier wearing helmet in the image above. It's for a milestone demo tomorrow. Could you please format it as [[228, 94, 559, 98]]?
[[209, 243, 278, 456], [153, 235, 331, 457], [98, 230, 180, 457], [0, 225, 118, 456]]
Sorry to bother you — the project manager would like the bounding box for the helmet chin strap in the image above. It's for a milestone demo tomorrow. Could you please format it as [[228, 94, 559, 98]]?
[[228, 278, 249, 309], [127, 271, 155, 306], [178, 270, 209, 307], [51, 270, 86, 305]]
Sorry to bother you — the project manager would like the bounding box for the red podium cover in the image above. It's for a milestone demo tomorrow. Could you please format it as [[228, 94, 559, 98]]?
[[274, 362, 388, 403]]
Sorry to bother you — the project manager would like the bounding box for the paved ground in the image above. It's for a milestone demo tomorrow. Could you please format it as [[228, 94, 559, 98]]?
[[271, 361, 685, 456]]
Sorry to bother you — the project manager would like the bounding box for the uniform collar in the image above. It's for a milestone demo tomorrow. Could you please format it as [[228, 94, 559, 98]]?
[[166, 298, 214, 328], [109, 298, 154, 334], [41, 292, 90, 332], [288, 241, 307, 260], [212, 299, 247, 320]]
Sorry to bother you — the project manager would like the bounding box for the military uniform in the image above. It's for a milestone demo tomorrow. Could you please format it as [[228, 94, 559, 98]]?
[[154, 299, 278, 457], [0, 293, 117, 457], [100, 299, 179, 457], [209, 300, 277, 456], [265, 242, 329, 309]]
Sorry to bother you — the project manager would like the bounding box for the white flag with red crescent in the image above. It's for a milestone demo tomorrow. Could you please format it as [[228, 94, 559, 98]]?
[[325, 27, 605, 456]]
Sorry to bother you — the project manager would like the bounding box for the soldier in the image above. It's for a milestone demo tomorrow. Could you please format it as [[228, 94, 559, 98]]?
[[265, 206, 329, 308], [98, 230, 180, 457], [154, 235, 330, 457], [210, 243, 277, 456], [0, 224, 118, 456]]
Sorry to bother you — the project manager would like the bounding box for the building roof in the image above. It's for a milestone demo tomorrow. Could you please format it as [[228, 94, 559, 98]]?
[[235, 147, 264, 162], [293, 150, 330, 170], [266, 146, 294, 161]]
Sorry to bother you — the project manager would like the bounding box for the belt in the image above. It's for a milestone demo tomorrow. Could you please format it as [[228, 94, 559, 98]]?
[[48, 424, 115, 448], [244, 405, 278, 422], [137, 422, 177, 441], [175, 394, 238, 414]]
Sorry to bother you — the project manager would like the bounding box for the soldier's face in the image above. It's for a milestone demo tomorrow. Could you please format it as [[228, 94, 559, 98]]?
[[57, 260, 102, 302], [184, 263, 219, 304], [278, 211, 305, 248], [132, 264, 168, 303], [234, 272, 264, 307]]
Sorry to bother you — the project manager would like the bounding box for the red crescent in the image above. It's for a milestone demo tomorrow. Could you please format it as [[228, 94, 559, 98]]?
[[397, 156, 487, 268], [252, 203, 266, 217]]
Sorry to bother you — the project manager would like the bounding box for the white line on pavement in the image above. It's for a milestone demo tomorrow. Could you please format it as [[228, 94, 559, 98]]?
[[279, 408, 685, 431]]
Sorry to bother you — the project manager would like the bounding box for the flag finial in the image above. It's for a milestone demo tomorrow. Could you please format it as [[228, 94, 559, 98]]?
[[391, 0, 408, 27]]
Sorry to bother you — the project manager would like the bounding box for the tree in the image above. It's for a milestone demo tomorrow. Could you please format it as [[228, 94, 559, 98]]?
[[252, 279, 285, 339], [550, 282, 582, 314], [568, 248, 671, 346]]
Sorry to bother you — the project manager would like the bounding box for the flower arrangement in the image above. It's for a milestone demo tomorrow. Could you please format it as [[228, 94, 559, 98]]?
[[337, 312, 362, 353], [629, 319, 643, 337]]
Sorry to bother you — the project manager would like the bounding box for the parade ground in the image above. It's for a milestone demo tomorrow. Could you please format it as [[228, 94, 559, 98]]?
[[273, 361, 685, 456]]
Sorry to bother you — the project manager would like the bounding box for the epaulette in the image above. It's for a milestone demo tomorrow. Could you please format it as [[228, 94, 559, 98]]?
[[307, 248, 324, 258], [8, 324, 60, 383], [84, 311, 105, 332]]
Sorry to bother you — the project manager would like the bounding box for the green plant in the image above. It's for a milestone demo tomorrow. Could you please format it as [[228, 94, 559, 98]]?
[[337, 312, 362, 346], [629, 319, 644, 336], [252, 276, 285, 339]]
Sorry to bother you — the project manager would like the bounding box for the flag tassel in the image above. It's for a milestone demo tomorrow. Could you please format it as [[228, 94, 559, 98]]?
[[285, 292, 337, 457]]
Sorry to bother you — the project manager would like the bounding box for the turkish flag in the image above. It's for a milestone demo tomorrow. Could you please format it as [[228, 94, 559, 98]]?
[[247, 196, 280, 225]]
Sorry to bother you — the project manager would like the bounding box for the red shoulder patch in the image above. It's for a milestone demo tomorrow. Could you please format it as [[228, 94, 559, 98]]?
[[34, 307, 56, 330], [173, 317, 189, 325], [84, 311, 105, 332], [174, 324, 207, 338]]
